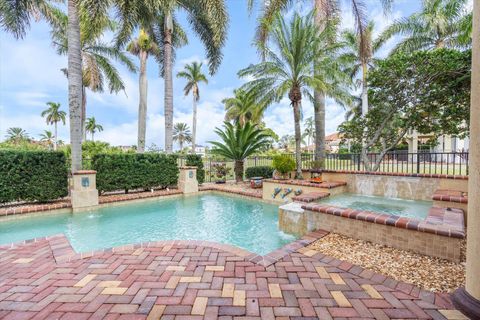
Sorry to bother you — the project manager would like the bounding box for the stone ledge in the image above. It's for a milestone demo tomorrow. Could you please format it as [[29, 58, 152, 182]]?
[[432, 189, 468, 204], [264, 179, 347, 189], [292, 191, 330, 203]]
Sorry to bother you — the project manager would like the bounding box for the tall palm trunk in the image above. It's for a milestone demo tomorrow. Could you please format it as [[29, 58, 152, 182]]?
[[67, 0, 83, 172], [137, 50, 148, 153], [164, 12, 174, 154], [191, 90, 197, 154], [82, 85, 86, 142], [54, 121, 58, 151], [361, 62, 368, 116], [293, 100, 303, 179], [313, 0, 327, 168]]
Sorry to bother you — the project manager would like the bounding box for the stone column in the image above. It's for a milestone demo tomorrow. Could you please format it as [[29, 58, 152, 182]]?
[[407, 130, 418, 163], [451, 1, 480, 317], [178, 166, 198, 194], [70, 170, 99, 210]]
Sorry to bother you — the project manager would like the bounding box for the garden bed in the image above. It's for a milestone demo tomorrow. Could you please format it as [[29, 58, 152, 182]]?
[[307, 233, 466, 292]]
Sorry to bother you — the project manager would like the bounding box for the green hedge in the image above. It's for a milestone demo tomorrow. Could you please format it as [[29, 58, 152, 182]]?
[[0, 150, 68, 203], [92, 153, 179, 193], [245, 166, 274, 179], [184, 154, 205, 184]]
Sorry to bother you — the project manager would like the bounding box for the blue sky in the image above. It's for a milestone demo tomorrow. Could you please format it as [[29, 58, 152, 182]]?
[[0, 0, 421, 149]]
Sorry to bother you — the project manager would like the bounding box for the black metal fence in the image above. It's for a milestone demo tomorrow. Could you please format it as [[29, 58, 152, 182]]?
[[181, 151, 469, 182], [80, 151, 468, 183]]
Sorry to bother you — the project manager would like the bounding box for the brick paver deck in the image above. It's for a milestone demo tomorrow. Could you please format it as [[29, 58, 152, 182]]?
[[0, 231, 462, 319]]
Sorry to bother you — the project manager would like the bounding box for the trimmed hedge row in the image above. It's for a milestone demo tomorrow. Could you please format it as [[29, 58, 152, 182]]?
[[0, 150, 68, 203], [184, 154, 205, 184], [92, 153, 179, 193], [245, 165, 274, 179]]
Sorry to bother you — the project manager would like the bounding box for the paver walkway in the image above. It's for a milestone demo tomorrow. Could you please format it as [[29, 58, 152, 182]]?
[[0, 232, 464, 319]]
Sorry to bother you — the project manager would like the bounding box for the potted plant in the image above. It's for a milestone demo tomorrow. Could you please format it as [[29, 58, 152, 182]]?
[[212, 163, 231, 184], [272, 155, 296, 180]]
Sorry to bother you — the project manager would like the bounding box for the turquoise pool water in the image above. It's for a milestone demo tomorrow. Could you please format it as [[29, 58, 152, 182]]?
[[317, 193, 432, 219], [0, 194, 296, 255]]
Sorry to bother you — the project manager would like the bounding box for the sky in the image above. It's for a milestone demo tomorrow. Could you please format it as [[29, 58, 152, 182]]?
[[0, 0, 421, 150]]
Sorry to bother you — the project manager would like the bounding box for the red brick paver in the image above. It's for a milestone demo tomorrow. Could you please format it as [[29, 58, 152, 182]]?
[[0, 233, 458, 319]]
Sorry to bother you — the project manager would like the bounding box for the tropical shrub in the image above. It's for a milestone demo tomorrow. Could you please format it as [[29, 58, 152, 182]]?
[[0, 150, 68, 203], [245, 166, 274, 179], [184, 154, 205, 184], [272, 155, 296, 176], [92, 153, 178, 193], [211, 163, 231, 182]]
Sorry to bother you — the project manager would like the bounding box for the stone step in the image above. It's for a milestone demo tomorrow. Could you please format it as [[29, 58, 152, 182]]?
[[292, 192, 330, 203], [432, 189, 468, 204]]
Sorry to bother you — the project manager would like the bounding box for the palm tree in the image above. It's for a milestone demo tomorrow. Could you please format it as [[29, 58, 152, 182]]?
[[39, 130, 55, 149], [177, 61, 208, 153], [127, 29, 160, 153], [209, 122, 270, 182], [223, 89, 264, 126], [5, 127, 29, 144], [303, 116, 315, 149], [50, 8, 137, 142], [157, 1, 228, 154], [173, 122, 192, 151], [340, 21, 387, 116], [252, 0, 392, 167], [85, 117, 103, 142], [379, 0, 472, 53], [239, 12, 350, 178], [0, 0, 84, 171], [41, 102, 66, 151]]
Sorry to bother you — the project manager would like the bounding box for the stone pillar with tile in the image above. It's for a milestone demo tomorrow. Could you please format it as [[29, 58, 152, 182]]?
[[451, 1, 480, 318], [70, 170, 99, 210], [178, 166, 198, 194]]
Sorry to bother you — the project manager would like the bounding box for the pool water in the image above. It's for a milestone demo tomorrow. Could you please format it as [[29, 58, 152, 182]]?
[[0, 194, 297, 255], [317, 193, 432, 219]]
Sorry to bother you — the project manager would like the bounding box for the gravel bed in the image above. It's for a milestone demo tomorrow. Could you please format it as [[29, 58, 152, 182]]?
[[308, 233, 466, 293]]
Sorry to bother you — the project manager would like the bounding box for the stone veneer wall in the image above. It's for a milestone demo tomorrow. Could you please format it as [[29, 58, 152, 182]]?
[[262, 181, 346, 203], [279, 205, 463, 262], [321, 172, 468, 201]]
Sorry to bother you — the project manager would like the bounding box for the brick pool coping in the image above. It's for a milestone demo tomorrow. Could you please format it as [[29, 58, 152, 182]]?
[[264, 179, 347, 189], [292, 192, 330, 203], [0, 229, 460, 319], [318, 169, 469, 180], [432, 189, 468, 204], [301, 203, 465, 239]]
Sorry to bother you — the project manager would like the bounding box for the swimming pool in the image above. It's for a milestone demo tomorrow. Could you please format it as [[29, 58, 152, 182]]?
[[0, 194, 296, 255], [317, 193, 432, 219]]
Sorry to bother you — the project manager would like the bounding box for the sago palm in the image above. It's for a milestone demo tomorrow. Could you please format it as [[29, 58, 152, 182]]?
[[177, 61, 208, 154], [209, 122, 270, 182], [379, 0, 472, 53], [172, 122, 192, 151], [85, 117, 103, 142], [223, 89, 264, 126], [50, 7, 136, 141], [39, 130, 55, 149], [41, 101, 66, 151], [127, 29, 160, 153], [239, 12, 351, 178]]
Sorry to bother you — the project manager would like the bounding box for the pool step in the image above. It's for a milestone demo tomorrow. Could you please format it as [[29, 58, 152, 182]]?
[[432, 189, 468, 219], [292, 192, 330, 203]]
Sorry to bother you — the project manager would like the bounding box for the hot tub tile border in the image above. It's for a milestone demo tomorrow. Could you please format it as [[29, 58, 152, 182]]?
[[301, 203, 465, 239]]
